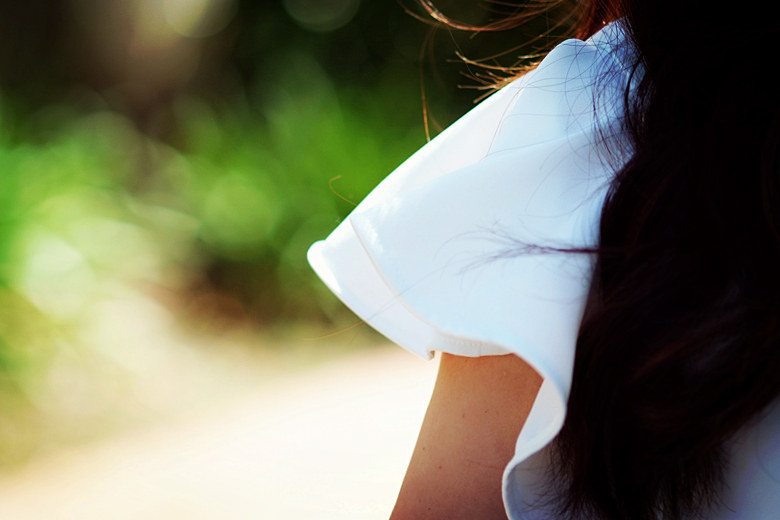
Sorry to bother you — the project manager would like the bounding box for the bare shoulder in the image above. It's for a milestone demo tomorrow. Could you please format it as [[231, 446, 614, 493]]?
[[389, 352, 543, 520]]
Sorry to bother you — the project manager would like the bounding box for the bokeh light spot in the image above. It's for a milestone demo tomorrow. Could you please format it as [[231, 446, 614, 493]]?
[[162, 0, 238, 38], [200, 173, 280, 259], [282, 0, 361, 33]]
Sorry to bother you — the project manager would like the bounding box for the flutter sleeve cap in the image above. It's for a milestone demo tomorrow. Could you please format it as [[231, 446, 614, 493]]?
[[306, 20, 631, 515]]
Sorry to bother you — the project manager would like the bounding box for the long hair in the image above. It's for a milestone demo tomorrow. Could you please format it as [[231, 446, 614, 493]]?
[[414, 1, 780, 518]]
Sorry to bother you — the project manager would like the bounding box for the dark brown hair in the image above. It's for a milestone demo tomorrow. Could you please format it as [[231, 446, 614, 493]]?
[[414, 1, 780, 518]]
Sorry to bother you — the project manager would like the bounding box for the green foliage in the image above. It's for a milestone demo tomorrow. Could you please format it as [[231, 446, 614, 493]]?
[[0, 102, 198, 392], [165, 51, 425, 321], [0, 47, 428, 370]]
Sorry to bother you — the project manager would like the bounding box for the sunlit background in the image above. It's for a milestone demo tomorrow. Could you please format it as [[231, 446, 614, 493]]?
[[0, 0, 558, 517]]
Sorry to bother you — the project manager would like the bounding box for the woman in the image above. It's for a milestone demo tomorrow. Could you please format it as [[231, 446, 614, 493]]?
[[307, 1, 780, 518]]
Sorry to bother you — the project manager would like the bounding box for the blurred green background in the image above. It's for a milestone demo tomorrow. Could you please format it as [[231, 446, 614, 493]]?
[[0, 0, 565, 474]]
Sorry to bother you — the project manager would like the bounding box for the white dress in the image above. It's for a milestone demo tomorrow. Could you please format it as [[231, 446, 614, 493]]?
[[306, 19, 780, 519]]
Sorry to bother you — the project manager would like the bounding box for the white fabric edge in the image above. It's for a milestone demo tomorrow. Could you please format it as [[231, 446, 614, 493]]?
[[308, 228, 570, 518]]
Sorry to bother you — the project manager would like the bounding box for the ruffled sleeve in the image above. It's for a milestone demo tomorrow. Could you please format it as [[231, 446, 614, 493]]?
[[306, 19, 631, 519]]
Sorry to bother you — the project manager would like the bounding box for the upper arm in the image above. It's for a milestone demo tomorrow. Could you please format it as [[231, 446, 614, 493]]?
[[390, 352, 543, 520]]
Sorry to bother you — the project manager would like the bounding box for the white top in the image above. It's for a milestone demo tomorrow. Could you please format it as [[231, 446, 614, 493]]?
[[306, 19, 780, 519]]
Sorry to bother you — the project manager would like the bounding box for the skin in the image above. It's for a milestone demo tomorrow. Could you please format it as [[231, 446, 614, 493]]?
[[389, 352, 543, 520]]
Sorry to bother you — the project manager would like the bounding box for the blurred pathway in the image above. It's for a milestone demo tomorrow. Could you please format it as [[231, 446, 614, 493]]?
[[0, 346, 438, 519]]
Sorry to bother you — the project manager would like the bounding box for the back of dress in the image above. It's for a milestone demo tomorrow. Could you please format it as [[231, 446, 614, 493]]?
[[307, 18, 780, 519]]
